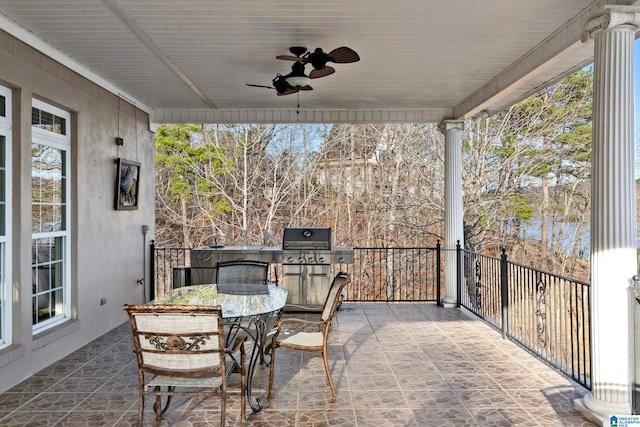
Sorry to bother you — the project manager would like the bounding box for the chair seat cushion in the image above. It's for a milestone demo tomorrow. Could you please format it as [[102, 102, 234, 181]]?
[[146, 373, 223, 389], [278, 330, 323, 348], [144, 352, 239, 390]]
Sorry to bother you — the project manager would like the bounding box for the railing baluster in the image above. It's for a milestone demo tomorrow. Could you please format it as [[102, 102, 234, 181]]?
[[500, 249, 508, 339]]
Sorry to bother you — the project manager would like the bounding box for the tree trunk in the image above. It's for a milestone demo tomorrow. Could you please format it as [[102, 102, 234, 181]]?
[[181, 195, 189, 248], [540, 178, 549, 250]]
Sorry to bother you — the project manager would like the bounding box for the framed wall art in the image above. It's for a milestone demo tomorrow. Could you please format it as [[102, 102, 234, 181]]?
[[114, 158, 140, 210]]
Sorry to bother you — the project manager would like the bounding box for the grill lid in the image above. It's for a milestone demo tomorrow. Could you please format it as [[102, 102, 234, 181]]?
[[282, 227, 331, 250]]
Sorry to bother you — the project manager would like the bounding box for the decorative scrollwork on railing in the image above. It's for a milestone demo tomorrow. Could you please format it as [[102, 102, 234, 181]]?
[[535, 275, 547, 348], [473, 257, 482, 311], [145, 334, 208, 351]]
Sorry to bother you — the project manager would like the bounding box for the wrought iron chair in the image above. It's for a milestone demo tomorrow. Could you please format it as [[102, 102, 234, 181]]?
[[215, 259, 273, 365], [123, 304, 246, 427], [215, 260, 270, 286], [267, 271, 351, 398], [188, 266, 218, 286]]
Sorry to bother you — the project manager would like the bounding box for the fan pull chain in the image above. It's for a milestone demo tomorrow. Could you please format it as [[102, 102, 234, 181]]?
[[297, 91, 300, 115]]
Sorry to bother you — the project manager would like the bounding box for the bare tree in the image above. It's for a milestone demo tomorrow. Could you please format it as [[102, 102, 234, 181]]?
[[154, 69, 593, 282], [179, 124, 335, 246], [462, 69, 592, 276], [315, 123, 444, 247]]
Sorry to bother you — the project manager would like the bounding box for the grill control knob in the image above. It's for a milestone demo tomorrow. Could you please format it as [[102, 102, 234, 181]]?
[[308, 256, 316, 263], [338, 257, 345, 263], [318, 256, 325, 263], [286, 256, 294, 263], [298, 256, 305, 263]]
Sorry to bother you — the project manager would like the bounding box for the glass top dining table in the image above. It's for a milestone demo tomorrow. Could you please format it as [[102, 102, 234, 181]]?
[[153, 283, 288, 318]]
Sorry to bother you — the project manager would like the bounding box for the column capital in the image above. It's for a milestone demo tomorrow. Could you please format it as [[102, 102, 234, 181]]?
[[437, 120, 465, 135], [582, 5, 640, 42]]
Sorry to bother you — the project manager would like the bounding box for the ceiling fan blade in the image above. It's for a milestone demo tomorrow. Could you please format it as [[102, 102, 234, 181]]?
[[276, 55, 303, 61], [277, 46, 308, 62], [299, 85, 313, 91], [277, 87, 300, 96], [246, 83, 275, 89], [309, 66, 335, 79], [327, 46, 360, 63]]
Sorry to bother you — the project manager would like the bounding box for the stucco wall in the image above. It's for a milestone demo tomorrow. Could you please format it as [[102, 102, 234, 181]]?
[[0, 29, 155, 392]]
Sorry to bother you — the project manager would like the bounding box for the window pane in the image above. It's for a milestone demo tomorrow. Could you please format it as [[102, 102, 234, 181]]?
[[0, 91, 8, 346], [0, 135, 4, 236], [54, 116, 66, 135], [32, 145, 65, 232], [32, 107, 66, 135], [32, 100, 69, 331], [32, 237, 65, 325]]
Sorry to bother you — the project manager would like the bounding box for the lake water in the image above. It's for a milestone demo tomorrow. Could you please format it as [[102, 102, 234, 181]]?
[[514, 217, 640, 260]]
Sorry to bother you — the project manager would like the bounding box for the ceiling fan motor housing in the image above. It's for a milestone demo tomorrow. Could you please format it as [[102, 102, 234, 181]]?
[[308, 48, 329, 69], [272, 75, 290, 94], [289, 46, 308, 57]]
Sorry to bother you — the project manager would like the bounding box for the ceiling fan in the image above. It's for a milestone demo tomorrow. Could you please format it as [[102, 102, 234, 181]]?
[[246, 46, 360, 96], [246, 63, 314, 96], [276, 46, 360, 79]]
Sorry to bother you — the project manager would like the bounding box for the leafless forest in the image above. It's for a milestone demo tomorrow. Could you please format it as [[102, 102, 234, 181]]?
[[154, 70, 597, 280]]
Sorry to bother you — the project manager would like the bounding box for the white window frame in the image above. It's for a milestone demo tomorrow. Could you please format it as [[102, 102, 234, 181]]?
[[0, 85, 11, 348], [31, 99, 71, 332]]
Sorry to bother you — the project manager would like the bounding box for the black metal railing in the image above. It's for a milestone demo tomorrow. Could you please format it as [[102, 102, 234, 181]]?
[[150, 241, 442, 303], [150, 240, 591, 389], [149, 244, 191, 301], [342, 244, 441, 302], [458, 243, 592, 389]]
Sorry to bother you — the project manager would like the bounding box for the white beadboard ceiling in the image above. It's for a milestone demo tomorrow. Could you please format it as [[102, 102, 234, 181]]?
[[0, 0, 625, 123]]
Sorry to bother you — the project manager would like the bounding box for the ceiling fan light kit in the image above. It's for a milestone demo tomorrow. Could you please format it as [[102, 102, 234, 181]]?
[[284, 61, 312, 87], [285, 75, 311, 87]]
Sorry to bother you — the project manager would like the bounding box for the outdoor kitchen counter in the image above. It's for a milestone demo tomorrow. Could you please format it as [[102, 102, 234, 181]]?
[[191, 246, 283, 266], [191, 245, 354, 266], [189, 242, 354, 309]]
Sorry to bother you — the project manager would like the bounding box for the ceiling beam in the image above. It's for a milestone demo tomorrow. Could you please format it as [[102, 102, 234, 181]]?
[[102, 0, 217, 110], [152, 108, 453, 125]]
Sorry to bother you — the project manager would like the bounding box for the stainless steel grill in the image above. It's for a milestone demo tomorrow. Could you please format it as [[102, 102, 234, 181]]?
[[281, 228, 353, 309], [282, 227, 331, 250]]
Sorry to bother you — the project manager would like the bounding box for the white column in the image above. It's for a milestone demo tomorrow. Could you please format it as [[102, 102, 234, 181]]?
[[575, 6, 640, 424], [441, 120, 464, 308]]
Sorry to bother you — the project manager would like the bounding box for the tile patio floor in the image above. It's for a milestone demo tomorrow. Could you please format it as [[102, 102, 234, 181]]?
[[0, 303, 595, 426]]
